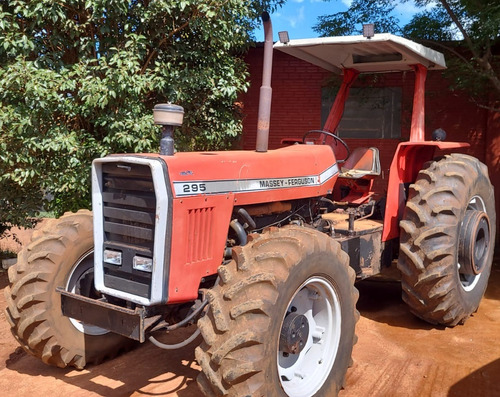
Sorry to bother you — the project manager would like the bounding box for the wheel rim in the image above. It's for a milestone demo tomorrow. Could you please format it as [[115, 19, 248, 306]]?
[[277, 276, 341, 396], [458, 195, 489, 292], [66, 250, 109, 336]]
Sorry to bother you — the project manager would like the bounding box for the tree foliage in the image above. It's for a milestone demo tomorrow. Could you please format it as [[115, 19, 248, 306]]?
[[314, 0, 500, 112], [0, 0, 283, 232], [315, 0, 400, 37]]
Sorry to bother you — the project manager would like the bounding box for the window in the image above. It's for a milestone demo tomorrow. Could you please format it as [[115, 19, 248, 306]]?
[[321, 87, 402, 139]]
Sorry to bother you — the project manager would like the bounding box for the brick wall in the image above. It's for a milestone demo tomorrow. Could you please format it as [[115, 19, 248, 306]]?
[[240, 47, 330, 150]]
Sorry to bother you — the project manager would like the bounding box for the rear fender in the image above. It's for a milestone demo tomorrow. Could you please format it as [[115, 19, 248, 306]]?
[[382, 141, 469, 242]]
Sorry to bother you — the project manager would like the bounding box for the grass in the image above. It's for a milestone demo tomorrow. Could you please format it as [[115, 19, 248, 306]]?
[[37, 211, 56, 218]]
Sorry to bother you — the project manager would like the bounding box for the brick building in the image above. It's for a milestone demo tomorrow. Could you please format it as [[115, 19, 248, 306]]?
[[239, 45, 500, 237]]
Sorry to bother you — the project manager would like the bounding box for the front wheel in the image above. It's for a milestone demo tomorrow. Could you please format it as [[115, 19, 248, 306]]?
[[4, 210, 133, 368], [195, 226, 359, 396]]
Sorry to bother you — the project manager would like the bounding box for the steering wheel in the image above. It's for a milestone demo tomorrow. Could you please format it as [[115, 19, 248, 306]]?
[[303, 130, 350, 163]]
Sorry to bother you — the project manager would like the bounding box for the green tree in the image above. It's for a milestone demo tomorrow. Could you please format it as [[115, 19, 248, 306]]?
[[315, 0, 400, 37], [314, 0, 500, 112], [0, 0, 283, 232]]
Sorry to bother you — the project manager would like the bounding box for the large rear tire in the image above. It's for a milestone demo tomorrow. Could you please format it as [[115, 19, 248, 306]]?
[[398, 154, 496, 326], [195, 226, 359, 396], [4, 210, 133, 368]]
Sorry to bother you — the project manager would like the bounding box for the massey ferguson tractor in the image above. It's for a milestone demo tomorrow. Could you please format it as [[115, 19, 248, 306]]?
[[5, 13, 495, 397]]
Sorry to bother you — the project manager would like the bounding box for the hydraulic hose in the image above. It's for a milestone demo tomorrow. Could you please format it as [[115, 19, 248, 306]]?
[[230, 219, 247, 246], [150, 299, 209, 333], [148, 328, 201, 350]]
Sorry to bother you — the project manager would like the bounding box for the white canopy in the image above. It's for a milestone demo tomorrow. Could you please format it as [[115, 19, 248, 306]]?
[[273, 34, 446, 74]]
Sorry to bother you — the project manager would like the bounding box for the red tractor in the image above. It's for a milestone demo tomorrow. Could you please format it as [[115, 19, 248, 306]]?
[[5, 13, 495, 397]]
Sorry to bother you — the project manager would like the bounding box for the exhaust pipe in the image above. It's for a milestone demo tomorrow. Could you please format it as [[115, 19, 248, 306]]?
[[255, 12, 273, 153]]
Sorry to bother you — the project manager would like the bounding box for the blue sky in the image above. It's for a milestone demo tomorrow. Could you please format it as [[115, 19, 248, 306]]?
[[254, 0, 427, 41]]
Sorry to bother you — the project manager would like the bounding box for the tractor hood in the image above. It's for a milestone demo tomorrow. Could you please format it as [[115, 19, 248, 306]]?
[[133, 144, 339, 205], [273, 33, 446, 74]]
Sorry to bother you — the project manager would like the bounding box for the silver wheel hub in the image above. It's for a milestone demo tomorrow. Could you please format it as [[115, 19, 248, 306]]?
[[277, 277, 341, 397], [458, 196, 489, 292], [66, 250, 109, 336]]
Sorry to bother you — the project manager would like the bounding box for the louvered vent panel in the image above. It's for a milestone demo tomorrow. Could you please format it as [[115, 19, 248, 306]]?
[[186, 207, 214, 264], [101, 162, 156, 252]]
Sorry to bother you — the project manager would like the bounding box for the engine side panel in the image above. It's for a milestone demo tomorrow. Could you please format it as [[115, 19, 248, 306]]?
[[168, 194, 234, 302]]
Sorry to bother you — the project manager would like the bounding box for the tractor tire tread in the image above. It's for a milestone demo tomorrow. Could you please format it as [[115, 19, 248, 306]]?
[[397, 154, 495, 326], [196, 226, 358, 396], [4, 210, 133, 369]]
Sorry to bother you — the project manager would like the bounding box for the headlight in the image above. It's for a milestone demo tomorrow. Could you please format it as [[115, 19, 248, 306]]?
[[103, 249, 122, 265], [133, 255, 153, 272]]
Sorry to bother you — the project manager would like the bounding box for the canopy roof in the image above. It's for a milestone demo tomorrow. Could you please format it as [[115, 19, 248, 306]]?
[[273, 33, 446, 74]]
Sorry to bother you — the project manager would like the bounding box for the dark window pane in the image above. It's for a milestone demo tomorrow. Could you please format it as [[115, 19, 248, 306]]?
[[321, 87, 402, 139]]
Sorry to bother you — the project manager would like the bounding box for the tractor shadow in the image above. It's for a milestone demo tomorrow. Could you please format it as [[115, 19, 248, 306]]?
[[356, 260, 500, 330], [448, 358, 500, 397], [484, 260, 500, 300], [355, 278, 437, 330], [0, 271, 9, 290], [5, 330, 202, 396]]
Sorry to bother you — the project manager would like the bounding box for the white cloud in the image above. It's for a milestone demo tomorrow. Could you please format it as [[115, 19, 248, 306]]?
[[395, 1, 436, 18], [341, 0, 353, 6], [284, 6, 305, 28], [395, 3, 420, 15], [292, 0, 305, 3]]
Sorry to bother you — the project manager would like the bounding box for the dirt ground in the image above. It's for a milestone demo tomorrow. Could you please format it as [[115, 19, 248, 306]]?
[[1, 227, 500, 396]]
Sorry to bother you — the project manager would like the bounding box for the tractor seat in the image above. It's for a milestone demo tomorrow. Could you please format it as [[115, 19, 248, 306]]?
[[339, 147, 381, 179]]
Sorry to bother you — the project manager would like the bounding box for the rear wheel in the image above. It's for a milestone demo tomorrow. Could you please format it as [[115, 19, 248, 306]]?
[[4, 210, 133, 368], [398, 154, 496, 326], [195, 226, 358, 396]]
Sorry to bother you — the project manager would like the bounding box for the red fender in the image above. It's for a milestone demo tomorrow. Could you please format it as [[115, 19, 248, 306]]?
[[382, 141, 470, 242]]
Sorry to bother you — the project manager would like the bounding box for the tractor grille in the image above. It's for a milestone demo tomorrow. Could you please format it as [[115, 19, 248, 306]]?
[[101, 161, 156, 298]]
